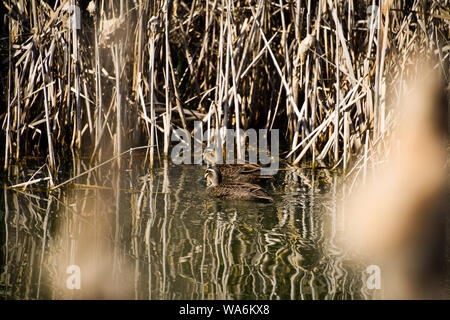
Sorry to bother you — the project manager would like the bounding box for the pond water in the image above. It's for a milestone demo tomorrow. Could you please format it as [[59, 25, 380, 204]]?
[[0, 157, 372, 299]]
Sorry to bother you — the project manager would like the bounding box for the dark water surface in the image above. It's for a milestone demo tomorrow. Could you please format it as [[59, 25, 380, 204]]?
[[0, 158, 372, 299]]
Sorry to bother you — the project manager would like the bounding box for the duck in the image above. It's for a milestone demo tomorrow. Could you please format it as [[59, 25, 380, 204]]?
[[203, 150, 274, 183], [204, 166, 273, 202]]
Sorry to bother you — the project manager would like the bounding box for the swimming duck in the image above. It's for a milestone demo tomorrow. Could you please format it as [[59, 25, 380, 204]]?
[[204, 166, 273, 202], [204, 150, 274, 183]]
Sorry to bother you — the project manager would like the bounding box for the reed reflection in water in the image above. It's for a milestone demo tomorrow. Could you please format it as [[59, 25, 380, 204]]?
[[0, 159, 371, 299]]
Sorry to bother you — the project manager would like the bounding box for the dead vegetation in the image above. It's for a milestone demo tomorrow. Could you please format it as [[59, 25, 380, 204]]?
[[1, 0, 449, 176]]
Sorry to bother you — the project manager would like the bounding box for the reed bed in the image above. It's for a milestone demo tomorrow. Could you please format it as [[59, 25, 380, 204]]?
[[1, 0, 449, 176]]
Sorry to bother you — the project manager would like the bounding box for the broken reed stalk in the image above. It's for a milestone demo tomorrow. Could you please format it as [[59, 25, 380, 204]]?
[[4, 4, 12, 171], [92, 3, 102, 157], [72, 0, 81, 150], [113, 44, 122, 169], [333, 1, 340, 164], [148, 16, 158, 168], [163, 0, 171, 158], [40, 50, 56, 173], [51, 146, 154, 190]]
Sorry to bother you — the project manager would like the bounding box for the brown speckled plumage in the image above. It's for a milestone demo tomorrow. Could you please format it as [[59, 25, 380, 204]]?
[[204, 166, 273, 202], [216, 163, 274, 182], [204, 151, 274, 183]]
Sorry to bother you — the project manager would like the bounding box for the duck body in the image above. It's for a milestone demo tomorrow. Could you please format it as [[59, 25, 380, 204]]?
[[216, 163, 274, 183], [204, 166, 273, 202], [204, 151, 274, 183]]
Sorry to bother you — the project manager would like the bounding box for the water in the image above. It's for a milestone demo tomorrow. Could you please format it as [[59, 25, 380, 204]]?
[[0, 158, 370, 299]]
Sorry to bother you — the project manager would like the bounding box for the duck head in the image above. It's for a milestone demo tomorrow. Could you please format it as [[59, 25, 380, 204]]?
[[204, 166, 222, 186]]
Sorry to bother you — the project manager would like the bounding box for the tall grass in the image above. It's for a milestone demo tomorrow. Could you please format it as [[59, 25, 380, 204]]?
[[1, 0, 449, 174]]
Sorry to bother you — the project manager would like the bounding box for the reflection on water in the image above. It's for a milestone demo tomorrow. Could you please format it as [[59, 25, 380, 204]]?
[[0, 158, 372, 299]]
